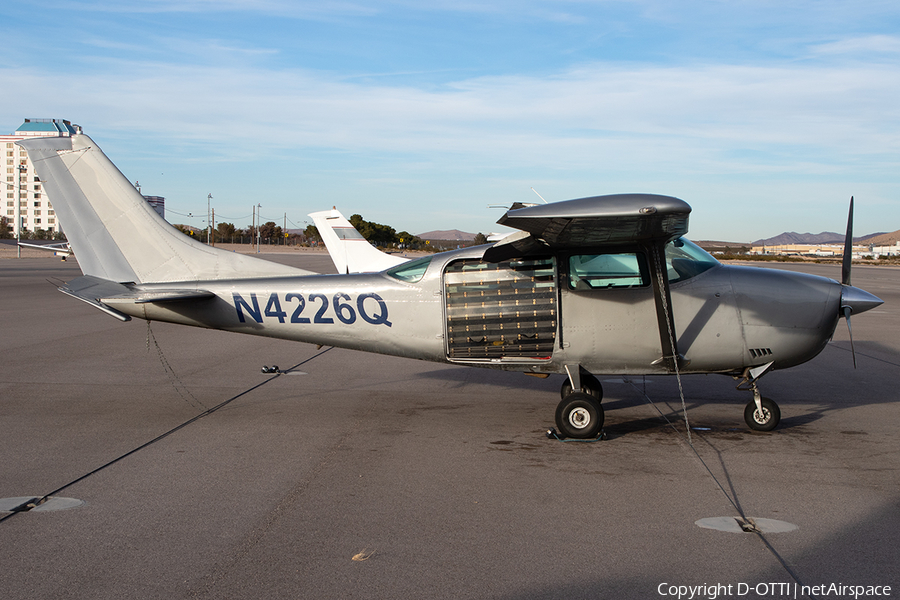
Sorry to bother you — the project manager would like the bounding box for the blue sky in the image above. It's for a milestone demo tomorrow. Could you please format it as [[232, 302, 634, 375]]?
[[2, 1, 898, 241]]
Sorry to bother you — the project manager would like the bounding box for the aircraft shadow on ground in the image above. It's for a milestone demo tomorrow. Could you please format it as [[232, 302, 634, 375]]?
[[409, 337, 898, 433]]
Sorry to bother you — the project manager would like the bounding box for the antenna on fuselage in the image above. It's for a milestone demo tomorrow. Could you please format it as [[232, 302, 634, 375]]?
[[530, 187, 549, 204]]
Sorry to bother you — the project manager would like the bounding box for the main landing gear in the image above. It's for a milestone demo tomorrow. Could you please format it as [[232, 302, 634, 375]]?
[[555, 370, 605, 439]]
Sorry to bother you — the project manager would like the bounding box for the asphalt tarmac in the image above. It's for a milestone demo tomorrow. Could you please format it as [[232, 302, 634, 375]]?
[[1, 255, 897, 600]]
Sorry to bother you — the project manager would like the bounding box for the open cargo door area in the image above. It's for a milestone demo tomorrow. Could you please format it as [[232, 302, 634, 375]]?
[[444, 258, 557, 361]]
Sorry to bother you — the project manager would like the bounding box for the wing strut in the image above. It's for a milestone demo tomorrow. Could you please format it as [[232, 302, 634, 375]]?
[[648, 242, 688, 372], [648, 241, 693, 444]]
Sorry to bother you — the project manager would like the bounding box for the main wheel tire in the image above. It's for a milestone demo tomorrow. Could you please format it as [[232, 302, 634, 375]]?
[[555, 392, 605, 439], [560, 373, 603, 401], [744, 397, 781, 432]]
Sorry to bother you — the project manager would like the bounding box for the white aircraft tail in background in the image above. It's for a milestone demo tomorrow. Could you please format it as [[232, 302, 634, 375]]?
[[309, 208, 407, 274]]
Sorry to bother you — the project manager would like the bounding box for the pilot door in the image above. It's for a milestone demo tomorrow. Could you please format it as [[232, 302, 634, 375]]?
[[443, 257, 557, 362], [558, 249, 664, 373]]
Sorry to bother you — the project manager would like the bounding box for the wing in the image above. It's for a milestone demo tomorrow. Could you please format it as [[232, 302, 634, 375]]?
[[496, 193, 690, 247]]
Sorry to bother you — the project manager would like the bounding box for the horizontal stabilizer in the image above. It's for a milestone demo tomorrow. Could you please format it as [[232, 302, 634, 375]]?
[[58, 276, 135, 321], [59, 275, 218, 321]]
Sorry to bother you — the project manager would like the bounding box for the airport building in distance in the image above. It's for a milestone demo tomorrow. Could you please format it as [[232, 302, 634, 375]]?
[[2, 119, 165, 238], [751, 242, 900, 258]]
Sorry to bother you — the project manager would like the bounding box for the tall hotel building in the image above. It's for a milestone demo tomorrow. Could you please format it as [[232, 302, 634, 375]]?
[[2, 119, 165, 236]]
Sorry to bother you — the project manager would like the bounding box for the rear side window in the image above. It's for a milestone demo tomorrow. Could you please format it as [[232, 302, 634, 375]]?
[[386, 256, 432, 283], [569, 253, 649, 289]]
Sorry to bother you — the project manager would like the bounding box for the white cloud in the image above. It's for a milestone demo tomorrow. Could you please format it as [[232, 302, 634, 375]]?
[[810, 34, 900, 56], [45, 0, 378, 17], [2, 57, 897, 238], [8, 60, 892, 169]]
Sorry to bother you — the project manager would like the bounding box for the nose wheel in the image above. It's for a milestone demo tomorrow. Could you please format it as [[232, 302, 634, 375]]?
[[744, 395, 780, 431], [736, 362, 780, 431]]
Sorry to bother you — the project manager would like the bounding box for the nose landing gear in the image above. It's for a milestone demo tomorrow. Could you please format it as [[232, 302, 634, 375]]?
[[736, 362, 780, 431]]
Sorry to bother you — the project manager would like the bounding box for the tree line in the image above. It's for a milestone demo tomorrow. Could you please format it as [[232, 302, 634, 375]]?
[[2, 213, 488, 252], [1, 216, 67, 241], [175, 221, 292, 245], [176, 214, 436, 250]]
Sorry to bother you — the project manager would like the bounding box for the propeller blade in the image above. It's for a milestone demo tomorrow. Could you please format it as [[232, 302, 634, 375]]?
[[842, 306, 857, 369], [842, 196, 854, 286]]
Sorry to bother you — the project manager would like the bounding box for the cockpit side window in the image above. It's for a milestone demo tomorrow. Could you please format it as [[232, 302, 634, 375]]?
[[665, 238, 719, 283], [568, 252, 649, 290]]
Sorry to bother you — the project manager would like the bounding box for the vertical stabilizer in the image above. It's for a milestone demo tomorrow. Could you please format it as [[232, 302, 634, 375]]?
[[19, 134, 308, 283]]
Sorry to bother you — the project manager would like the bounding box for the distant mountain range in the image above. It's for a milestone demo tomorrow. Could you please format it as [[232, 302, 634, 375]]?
[[414, 229, 900, 247], [415, 229, 900, 246], [869, 230, 900, 245], [751, 230, 897, 246]]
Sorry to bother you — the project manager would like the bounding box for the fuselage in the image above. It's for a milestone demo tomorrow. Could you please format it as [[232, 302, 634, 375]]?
[[106, 240, 847, 378]]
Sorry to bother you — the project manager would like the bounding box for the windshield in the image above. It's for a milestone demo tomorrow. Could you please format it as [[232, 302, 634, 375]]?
[[665, 238, 719, 283], [386, 256, 432, 283]]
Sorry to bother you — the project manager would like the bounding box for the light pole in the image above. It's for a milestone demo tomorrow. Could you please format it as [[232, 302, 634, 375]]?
[[207, 193, 213, 245], [256, 203, 261, 253]]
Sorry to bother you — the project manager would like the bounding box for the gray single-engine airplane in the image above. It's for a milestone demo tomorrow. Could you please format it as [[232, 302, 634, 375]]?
[[19, 132, 883, 438]]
